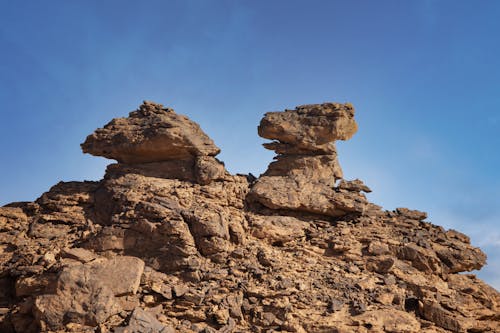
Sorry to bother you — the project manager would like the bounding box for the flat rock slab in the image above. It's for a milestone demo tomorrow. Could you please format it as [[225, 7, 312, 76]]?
[[248, 176, 368, 217], [88, 256, 145, 296], [115, 307, 175, 333]]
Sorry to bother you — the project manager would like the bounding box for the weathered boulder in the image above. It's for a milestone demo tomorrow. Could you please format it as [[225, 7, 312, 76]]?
[[248, 103, 370, 216], [258, 103, 358, 152], [81, 101, 220, 163], [33, 256, 143, 330]]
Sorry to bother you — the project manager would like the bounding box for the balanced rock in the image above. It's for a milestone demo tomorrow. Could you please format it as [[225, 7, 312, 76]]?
[[81, 101, 220, 163], [81, 101, 226, 185], [259, 102, 358, 153], [248, 103, 371, 217]]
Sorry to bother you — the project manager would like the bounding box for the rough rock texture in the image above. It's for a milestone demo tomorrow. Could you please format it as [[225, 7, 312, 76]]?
[[81, 101, 226, 185], [0, 101, 498, 333], [248, 103, 374, 217], [81, 101, 220, 163]]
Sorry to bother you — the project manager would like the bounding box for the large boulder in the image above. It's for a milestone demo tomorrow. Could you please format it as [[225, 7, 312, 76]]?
[[258, 102, 357, 153], [248, 103, 370, 217], [81, 101, 220, 163]]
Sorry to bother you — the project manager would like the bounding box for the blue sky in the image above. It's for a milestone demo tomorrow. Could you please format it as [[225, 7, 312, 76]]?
[[0, 1, 499, 288]]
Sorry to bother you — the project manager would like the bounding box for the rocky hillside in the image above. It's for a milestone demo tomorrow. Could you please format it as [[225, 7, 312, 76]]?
[[0, 101, 498, 333]]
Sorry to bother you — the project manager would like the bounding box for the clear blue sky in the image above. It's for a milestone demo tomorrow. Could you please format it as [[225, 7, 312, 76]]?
[[1, 1, 499, 288]]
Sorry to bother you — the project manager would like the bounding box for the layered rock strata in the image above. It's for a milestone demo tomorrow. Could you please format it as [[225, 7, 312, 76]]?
[[82, 101, 226, 185], [0, 101, 498, 333], [248, 103, 375, 217]]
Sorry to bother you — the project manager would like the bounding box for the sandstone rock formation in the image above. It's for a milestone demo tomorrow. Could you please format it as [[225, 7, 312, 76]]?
[[248, 103, 376, 217], [82, 101, 226, 185], [0, 101, 498, 333]]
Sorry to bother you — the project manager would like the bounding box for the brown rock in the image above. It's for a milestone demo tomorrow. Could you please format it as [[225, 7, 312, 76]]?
[[249, 215, 307, 245], [337, 179, 372, 193], [353, 309, 421, 332], [81, 101, 220, 163], [114, 307, 174, 333], [248, 103, 370, 217], [1, 100, 499, 333], [87, 256, 145, 296], [258, 103, 358, 152], [34, 264, 122, 329], [249, 176, 368, 216], [61, 247, 98, 263]]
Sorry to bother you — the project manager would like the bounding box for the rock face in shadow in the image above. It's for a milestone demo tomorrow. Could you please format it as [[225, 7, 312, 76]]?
[[0, 101, 498, 333]]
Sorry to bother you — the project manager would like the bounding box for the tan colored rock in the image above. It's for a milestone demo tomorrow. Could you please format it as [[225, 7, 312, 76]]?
[[353, 309, 421, 332], [33, 256, 143, 330], [114, 307, 174, 333], [81, 101, 220, 163], [249, 103, 371, 217], [61, 247, 98, 263], [249, 215, 308, 245], [34, 264, 122, 330], [263, 154, 343, 184], [88, 256, 145, 296], [249, 176, 369, 216], [1, 100, 499, 333], [258, 103, 358, 152]]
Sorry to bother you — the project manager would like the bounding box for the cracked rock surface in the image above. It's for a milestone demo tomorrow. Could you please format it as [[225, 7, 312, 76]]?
[[0, 101, 498, 333]]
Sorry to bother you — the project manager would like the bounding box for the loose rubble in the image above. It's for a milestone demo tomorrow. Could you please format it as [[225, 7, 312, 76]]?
[[0, 101, 498, 333]]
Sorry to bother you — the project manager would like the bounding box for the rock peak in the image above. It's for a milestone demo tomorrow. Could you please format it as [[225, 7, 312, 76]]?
[[81, 101, 220, 164], [258, 102, 358, 155], [135, 100, 175, 115]]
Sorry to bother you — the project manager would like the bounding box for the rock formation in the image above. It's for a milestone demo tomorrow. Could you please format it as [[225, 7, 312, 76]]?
[[82, 101, 226, 185], [248, 103, 376, 217], [0, 101, 498, 333]]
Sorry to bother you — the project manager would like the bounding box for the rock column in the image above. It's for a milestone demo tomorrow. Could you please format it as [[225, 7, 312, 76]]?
[[248, 103, 371, 216]]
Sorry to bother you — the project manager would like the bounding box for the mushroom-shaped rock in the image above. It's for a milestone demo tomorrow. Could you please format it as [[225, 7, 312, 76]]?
[[259, 102, 358, 153], [81, 101, 220, 163], [81, 101, 226, 185], [248, 102, 370, 217]]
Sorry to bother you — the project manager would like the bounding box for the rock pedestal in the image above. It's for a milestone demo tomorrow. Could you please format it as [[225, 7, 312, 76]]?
[[248, 103, 372, 216], [82, 101, 226, 185]]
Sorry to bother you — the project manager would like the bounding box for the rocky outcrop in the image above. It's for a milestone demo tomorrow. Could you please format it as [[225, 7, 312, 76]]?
[[0, 101, 498, 333], [81, 101, 220, 163], [248, 103, 374, 217], [82, 101, 226, 185]]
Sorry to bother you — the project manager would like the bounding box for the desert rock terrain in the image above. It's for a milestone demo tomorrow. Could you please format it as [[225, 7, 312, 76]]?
[[0, 101, 498, 332]]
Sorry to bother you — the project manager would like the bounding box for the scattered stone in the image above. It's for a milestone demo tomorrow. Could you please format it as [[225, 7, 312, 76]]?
[[81, 101, 220, 163], [114, 307, 174, 333]]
